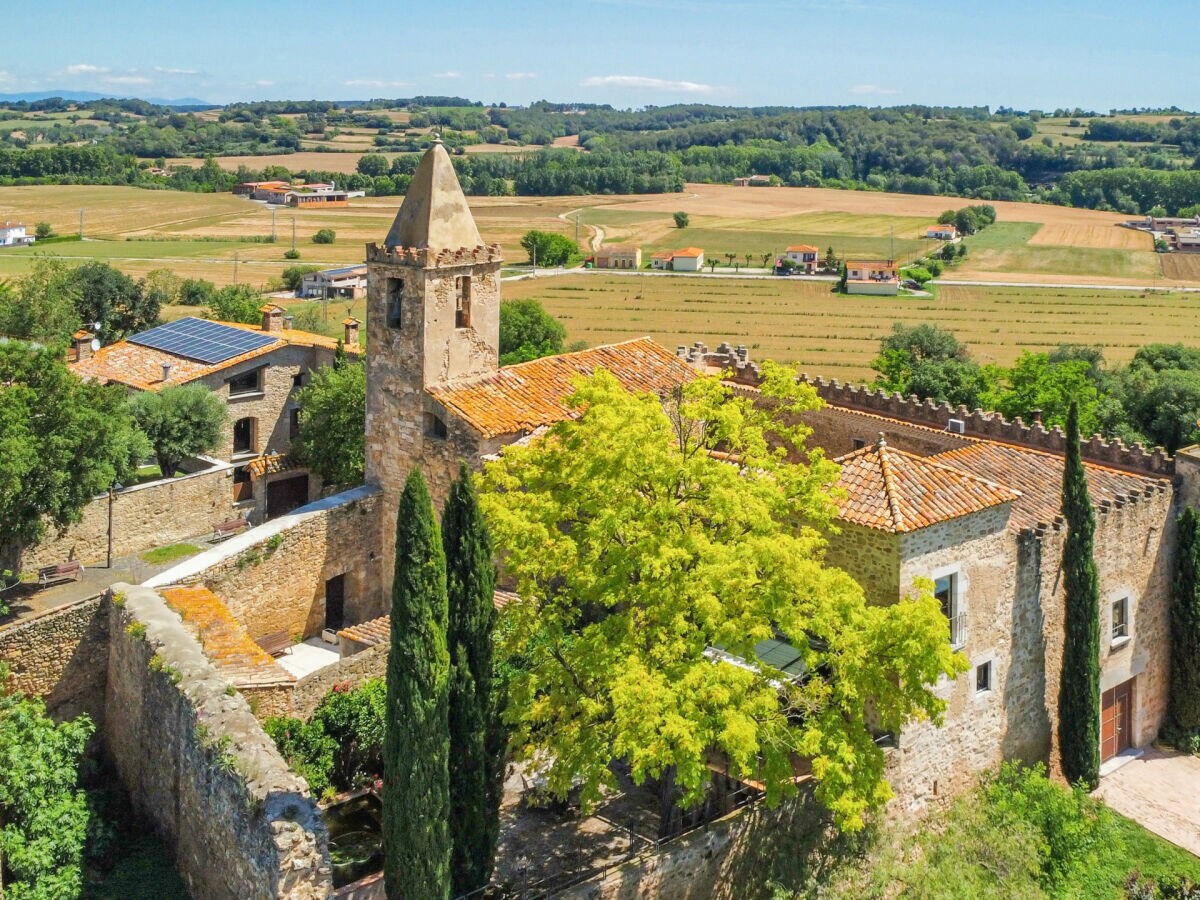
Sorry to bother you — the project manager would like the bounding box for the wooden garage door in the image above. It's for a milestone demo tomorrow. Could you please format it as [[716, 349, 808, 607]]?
[[1101, 679, 1134, 762], [266, 474, 309, 519]]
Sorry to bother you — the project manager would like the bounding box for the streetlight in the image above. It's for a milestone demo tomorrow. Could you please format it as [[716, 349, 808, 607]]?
[[107, 481, 123, 569]]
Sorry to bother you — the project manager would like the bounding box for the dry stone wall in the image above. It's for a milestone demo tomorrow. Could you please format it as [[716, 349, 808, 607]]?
[[107, 583, 331, 899], [289, 640, 388, 720], [20, 459, 236, 570]]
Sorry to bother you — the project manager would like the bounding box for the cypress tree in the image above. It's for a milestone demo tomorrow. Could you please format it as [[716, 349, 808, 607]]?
[[383, 469, 450, 899], [442, 464, 503, 895], [1169, 506, 1200, 733], [1058, 401, 1102, 790]]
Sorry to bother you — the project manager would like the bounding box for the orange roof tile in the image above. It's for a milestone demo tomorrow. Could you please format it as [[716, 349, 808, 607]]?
[[651, 250, 674, 258], [338, 591, 521, 646], [846, 260, 895, 269], [786, 245, 819, 253], [931, 442, 1167, 532], [673, 247, 704, 258], [247, 453, 303, 478], [428, 338, 696, 439], [835, 437, 1018, 533], [342, 316, 360, 326], [259, 303, 284, 313]]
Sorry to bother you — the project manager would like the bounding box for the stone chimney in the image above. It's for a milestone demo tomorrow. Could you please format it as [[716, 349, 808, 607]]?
[[343, 316, 360, 345], [71, 329, 95, 362], [161, 362, 172, 383], [260, 304, 284, 333]]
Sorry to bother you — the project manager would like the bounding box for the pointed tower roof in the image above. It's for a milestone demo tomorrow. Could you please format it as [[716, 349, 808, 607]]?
[[384, 139, 483, 251]]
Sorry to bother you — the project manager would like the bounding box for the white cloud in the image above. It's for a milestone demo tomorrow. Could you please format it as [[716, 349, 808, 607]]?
[[433, 71, 461, 79], [104, 75, 152, 86], [153, 66, 198, 76], [505, 72, 537, 80], [848, 83, 900, 96], [581, 74, 715, 94], [64, 63, 108, 75], [343, 79, 412, 89], [255, 79, 275, 87], [0, 70, 14, 85]]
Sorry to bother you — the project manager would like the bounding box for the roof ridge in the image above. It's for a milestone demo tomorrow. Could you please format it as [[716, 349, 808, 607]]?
[[883, 443, 1022, 498], [876, 441, 907, 532]]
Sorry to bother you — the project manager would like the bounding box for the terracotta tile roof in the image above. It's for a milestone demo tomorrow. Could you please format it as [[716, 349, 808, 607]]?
[[71, 318, 359, 391], [673, 247, 704, 258], [931, 442, 1168, 532], [247, 452, 302, 478], [651, 250, 674, 259], [927, 224, 957, 233], [786, 245, 819, 253], [835, 437, 1019, 533], [338, 591, 518, 647], [428, 338, 697, 439], [846, 260, 895, 269], [160, 585, 289, 682]]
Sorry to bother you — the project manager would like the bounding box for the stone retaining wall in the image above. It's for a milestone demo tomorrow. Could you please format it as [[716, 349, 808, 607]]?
[[21, 458, 236, 570], [107, 583, 331, 899], [0, 596, 108, 725], [290, 641, 389, 720]]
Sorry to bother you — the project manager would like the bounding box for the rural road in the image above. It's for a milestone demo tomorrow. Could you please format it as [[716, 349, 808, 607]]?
[[934, 278, 1200, 292]]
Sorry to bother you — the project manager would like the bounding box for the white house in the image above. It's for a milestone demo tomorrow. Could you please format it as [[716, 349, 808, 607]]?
[[0, 222, 34, 247], [299, 265, 369, 299], [925, 224, 959, 240], [670, 248, 705, 272], [845, 259, 899, 295], [784, 244, 819, 273]]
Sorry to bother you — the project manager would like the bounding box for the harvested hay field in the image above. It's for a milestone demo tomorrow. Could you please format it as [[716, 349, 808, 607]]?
[[503, 273, 1200, 381], [1027, 223, 1151, 251], [1161, 253, 1200, 281]]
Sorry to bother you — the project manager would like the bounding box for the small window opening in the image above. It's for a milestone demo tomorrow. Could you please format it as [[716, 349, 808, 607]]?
[[455, 275, 471, 328], [935, 573, 963, 647], [975, 661, 992, 693], [228, 368, 261, 396], [387, 277, 404, 329], [233, 417, 256, 455], [852, 438, 866, 450], [1112, 598, 1130, 643], [424, 412, 448, 439]]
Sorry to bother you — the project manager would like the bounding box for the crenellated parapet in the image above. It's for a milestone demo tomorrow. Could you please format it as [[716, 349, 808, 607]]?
[[676, 340, 761, 385], [365, 241, 503, 268]]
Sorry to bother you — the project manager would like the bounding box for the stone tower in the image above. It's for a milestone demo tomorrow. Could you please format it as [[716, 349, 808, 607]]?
[[364, 139, 502, 551]]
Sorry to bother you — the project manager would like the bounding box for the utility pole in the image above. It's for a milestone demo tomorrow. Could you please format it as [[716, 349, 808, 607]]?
[[234, 252, 239, 283], [79, 209, 84, 239], [271, 207, 277, 242], [291, 217, 297, 251], [575, 213, 580, 248]]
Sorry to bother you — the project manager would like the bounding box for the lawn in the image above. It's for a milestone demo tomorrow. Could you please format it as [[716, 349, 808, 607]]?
[[140, 543, 203, 565], [955, 222, 1161, 282]]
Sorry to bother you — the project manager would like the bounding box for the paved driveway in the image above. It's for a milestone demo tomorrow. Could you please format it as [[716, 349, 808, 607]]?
[[1096, 747, 1200, 857]]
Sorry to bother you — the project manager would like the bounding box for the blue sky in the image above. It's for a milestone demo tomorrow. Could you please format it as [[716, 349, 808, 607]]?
[[4, 0, 1197, 110]]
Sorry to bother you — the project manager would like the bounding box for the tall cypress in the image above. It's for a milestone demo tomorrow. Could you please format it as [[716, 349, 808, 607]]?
[[1169, 506, 1200, 733], [1058, 401, 1102, 790], [443, 464, 503, 896], [383, 469, 450, 899]]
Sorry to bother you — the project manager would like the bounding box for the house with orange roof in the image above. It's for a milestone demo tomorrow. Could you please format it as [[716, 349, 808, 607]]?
[[670, 247, 705, 271], [593, 245, 642, 270], [925, 223, 959, 240], [783, 244, 819, 273], [649, 249, 674, 270], [71, 306, 362, 520]]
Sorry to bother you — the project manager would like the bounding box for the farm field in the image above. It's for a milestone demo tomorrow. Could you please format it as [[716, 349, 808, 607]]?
[[503, 273, 1200, 381]]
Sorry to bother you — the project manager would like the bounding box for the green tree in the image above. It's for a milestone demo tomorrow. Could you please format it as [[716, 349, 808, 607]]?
[[68, 261, 160, 341], [0, 256, 80, 342], [312, 228, 336, 245], [141, 268, 183, 309], [870, 323, 994, 409], [179, 278, 217, 307], [673, 211, 689, 229], [0, 676, 94, 898], [206, 284, 264, 325], [519, 230, 579, 267], [33, 222, 54, 240], [282, 265, 322, 292], [499, 298, 566, 366], [293, 361, 365, 486], [1058, 401, 1101, 790], [383, 470, 451, 898], [443, 465, 503, 895], [0, 340, 147, 565], [357, 153, 389, 177], [984, 352, 1102, 434], [478, 367, 965, 830], [823, 246, 838, 271], [1169, 507, 1200, 735], [127, 383, 226, 477]]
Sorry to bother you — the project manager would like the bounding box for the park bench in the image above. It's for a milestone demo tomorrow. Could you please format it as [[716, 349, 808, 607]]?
[[211, 517, 249, 542], [38, 560, 84, 588], [256, 630, 293, 658]]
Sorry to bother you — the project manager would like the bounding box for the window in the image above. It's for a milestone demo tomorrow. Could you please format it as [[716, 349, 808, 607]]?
[[292, 371, 305, 388], [424, 411, 448, 439], [1112, 597, 1130, 644], [935, 572, 964, 647], [233, 416, 256, 455], [228, 368, 261, 396], [455, 275, 471, 328], [289, 407, 300, 440], [232, 465, 252, 503], [975, 661, 992, 694], [852, 438, 866, 451], [386, 277, 404, 328]]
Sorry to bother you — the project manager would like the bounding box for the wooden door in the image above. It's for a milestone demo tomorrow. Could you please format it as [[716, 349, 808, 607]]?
[[266, 474, 309, 519], [1101, 680, 1134, 762]]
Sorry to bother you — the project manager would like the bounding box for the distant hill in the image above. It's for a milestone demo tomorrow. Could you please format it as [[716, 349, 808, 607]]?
[[0, 90, 214, 108]]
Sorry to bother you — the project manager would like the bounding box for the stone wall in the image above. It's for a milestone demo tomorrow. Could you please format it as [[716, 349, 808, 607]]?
[[0, 596, 109, 725], [824, 522, 900, 607], [107, 583, 331, 899], [289, 641, 389, 720], [148, 486, 384, 645], [20, 458, 236, 570]]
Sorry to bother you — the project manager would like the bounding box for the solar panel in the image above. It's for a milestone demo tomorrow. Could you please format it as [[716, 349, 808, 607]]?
[[753, 638, 806, 679], [128, 317, 277, 365]]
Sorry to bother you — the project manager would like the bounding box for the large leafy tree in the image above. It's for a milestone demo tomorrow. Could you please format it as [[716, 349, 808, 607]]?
[[383, 470, 451, 898], [1058, 401, 1102, 790], [983, 351, 1103, 434], [0, 676, 94, 898], [870, 322, 994, 409], [292, 361, 365, 486], [499, 298, 567, 366], [519, 229, 579, 267], [0, 340, 147, 565], [442, 465, 503, 895], [1169, 507, 1200, 735], [479, 366, 965, 830], [205, 284, 265, 325], [127, 383, 226, 478], [0, 257, 81, 343], [67, 261, 160, 341]]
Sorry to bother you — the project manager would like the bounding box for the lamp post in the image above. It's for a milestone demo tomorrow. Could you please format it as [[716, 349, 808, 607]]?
[[106, 481, 122, 569]]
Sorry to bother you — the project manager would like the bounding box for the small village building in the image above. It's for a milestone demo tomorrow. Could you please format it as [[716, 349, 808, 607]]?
[[670, 247, 705, 272], [925, 224, 959, 240], [783, 244, 819, 273], [299, 265, 368, 299], [845, 259, 899, 295], [650, 250, 674, 270], [0, 221, 34, 247], [593, 246, 642, 269], [732, 174, 772, 186]]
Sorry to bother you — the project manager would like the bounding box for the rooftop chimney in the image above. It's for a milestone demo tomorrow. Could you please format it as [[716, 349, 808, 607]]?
[[71, 329, 95, 362], [283, 315, 295, 330], [161, 362, 172, 383], [343, 316, 360, 345], [260, 305, 284, 333]]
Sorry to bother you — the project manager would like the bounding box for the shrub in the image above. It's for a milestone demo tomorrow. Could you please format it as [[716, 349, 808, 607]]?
[[312, 229, 336, 245], [673, 211, 689, 229], [284, 248, 301, 260], [901, 266, 933, 285], [34, 222, 54, 240]]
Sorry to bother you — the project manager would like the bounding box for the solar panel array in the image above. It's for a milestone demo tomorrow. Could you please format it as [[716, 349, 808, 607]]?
[[753, 638, 806, 679], [128, 317, 278, 365]]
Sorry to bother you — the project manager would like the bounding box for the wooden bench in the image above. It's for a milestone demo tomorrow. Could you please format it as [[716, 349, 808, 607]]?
[[256, 630, 292, 658], [212, 517, 249, 542], [38, 561, 84, 588]]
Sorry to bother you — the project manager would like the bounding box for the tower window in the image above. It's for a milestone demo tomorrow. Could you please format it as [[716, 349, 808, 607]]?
[[232, 416, 257, 456], [386, 277, 404, 329], [455, 276, 471, 328], [424, 412, 448, 440]]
